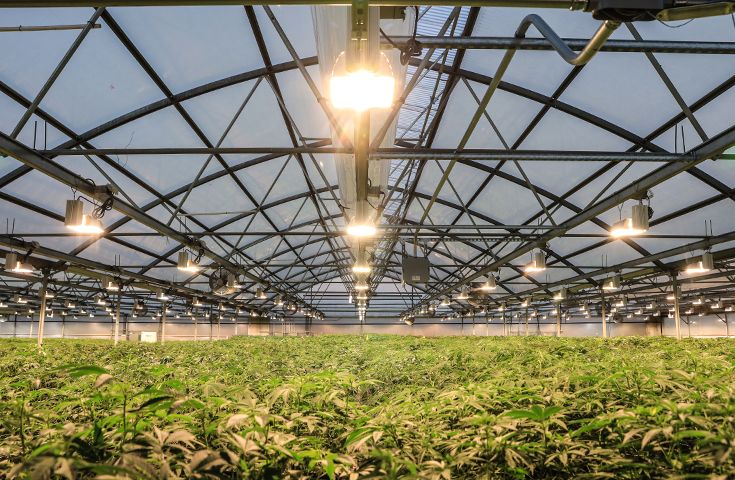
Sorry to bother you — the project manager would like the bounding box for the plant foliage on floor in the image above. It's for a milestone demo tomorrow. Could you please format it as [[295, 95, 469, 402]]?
[[1, 335, 735, 479]]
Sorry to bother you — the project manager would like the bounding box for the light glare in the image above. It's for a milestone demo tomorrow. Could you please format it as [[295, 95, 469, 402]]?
[[330, 71, 394, 111]]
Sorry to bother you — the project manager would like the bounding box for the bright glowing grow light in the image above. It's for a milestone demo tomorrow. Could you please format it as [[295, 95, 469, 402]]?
[[611, 204, 648, 237], [65, 199, 104, 234], [330, 52, 395, 111], [524, 252, 546, 273]]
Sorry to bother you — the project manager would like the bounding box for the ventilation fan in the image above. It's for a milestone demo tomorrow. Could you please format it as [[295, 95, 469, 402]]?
[[467, 290, 494, 307], [209, 267, 237, 296], [133, 302, 148, 317]]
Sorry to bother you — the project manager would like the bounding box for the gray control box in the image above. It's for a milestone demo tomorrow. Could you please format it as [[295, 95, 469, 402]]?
[[402, 257, 430, 285]]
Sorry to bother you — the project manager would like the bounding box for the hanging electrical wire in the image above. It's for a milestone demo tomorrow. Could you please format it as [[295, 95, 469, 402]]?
[[380, 6, 423, 66]]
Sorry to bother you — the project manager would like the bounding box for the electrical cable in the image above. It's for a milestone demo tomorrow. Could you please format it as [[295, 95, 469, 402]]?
[[380, 6, 422, 66]]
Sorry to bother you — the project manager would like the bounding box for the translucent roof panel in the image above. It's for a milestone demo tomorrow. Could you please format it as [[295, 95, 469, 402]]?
[[0, 4, 734, 321]]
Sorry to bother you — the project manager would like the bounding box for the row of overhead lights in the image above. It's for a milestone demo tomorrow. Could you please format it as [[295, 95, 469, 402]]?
[[5, 247, 328, 317], [401, 243, 716, 319], [399, 294, 735, 325], [272, 295, 324, 320]]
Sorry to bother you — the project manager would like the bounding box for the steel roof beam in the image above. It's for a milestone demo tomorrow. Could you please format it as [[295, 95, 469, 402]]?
[[39, 148, 693, 162], [0, 236, 234, 305], [0, 1, 575, 6], [402, 124, 735, 312], [386, 37, 735, 55], [0, 132, 318, 306]]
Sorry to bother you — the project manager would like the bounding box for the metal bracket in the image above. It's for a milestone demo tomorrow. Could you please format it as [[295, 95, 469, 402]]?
[[380, 6, 405, 19]]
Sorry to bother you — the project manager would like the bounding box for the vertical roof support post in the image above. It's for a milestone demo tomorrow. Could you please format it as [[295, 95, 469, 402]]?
[[114, 291, 121, 346], [600, 287, 607, 338], [161, 300, 166, 345], [36, 272, 49, 347], [672, 273, 681, 340]]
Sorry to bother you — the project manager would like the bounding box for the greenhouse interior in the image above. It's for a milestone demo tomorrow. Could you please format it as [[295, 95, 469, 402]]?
[[1, 0, 735, 478]]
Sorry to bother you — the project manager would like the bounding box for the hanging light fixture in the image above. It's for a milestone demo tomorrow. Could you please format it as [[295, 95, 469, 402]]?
[[331, 60, 394, 110], [192, 297, 203, 307], [95, 295, 106, 305], [355, 278, 369, 291], [347, 201, 376, 236], [356, 291, 368, 300], [686, 253, 714, 273], [457, 286, 469, 300], [479, 276, 497, 291], [255, 286, 267, 299], [602, 275, 621, 291], [13, 293, 27, 304], [353, 251, 371, 273], [520, 298, 528, 308], [611, 204, 648, 237], [693, 295, 705, 305], [102, 276, 119, 291], [666, 287, 681, 300], [177, 251, 199, 272], [524, 252, 546, 273], [5, 252, 34, 274], [330, 27, 395, 113], [65, 199, 104, 234], [553, 288, 567, 301], [498, 302, 506, 312], [441, 296, 450, 307], [156, 288, 168, 300]]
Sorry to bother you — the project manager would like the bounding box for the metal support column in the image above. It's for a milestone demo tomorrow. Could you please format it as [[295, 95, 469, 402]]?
[[556, 305, 561, 337], [502, 312, 506, 336], [161, 303, 166, 345], [486, 313, 489, 336], [525, 307, 529, 336], [114, 291, 121, 345], [601, 288, 607, 338], [726, 312, 729, 338], [194, 307, 198, 341], [36, 273, 49, 346], [673, 273, 681, 340], [217, 316, 221, 340]]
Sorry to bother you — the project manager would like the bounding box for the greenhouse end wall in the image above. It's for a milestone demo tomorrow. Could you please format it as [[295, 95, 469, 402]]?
[[0, 315, 732, 340]]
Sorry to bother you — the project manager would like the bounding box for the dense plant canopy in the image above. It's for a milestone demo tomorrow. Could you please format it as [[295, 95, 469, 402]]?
[[1, 335, 735, 479]]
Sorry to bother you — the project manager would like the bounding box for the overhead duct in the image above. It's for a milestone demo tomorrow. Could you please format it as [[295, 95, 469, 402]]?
[[311, 5, 414, 243]]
